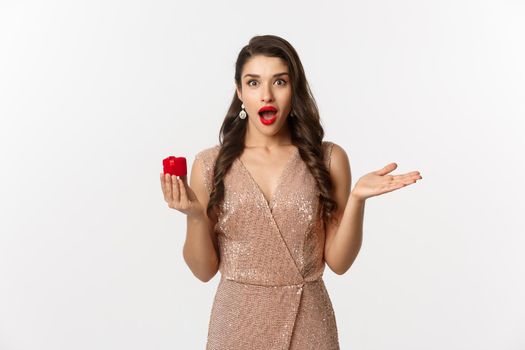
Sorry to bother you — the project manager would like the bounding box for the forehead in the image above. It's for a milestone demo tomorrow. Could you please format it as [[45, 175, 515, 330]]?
[[242, 55, 289, 77]]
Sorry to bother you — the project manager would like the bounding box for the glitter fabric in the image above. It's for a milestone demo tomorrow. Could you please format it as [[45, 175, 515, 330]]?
[[194, 141, 339, 350]]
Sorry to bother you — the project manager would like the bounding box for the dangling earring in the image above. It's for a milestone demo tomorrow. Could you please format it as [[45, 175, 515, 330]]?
[[238, 103, 247, 119], [290, 110, 295, 117]]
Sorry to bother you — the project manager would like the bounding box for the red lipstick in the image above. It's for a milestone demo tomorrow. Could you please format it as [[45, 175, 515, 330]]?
[[258, 105, 278, 125]]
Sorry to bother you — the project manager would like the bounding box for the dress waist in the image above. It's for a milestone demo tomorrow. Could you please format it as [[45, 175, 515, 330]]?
[[221, 274, 323, 288]]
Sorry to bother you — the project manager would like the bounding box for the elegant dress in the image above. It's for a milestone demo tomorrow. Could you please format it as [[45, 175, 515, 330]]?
[[194, 141, 339, 350]]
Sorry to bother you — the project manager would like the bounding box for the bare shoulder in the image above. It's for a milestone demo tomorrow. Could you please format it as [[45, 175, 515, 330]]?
[[195, 144, 221, 163], [330, 143, 350, 174], [322, 141, 350, 175], [190, 145, 221, 230], [191, 144, 220, 201], [323, 141, 352, 209]]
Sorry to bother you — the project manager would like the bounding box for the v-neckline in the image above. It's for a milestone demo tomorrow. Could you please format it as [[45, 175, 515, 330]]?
[[236, 146, 299, 211]]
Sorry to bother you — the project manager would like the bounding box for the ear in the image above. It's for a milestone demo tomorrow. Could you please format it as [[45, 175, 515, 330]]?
[[236, 84, 242, 102]]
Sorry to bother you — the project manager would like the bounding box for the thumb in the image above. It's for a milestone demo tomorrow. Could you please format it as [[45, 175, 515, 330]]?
[[375, 162, 397, 176]]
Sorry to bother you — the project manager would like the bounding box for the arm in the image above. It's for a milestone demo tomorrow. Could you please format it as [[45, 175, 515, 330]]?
[[323, 144, 365, 275], [323, 143, 422, 275], [181, 156, 220, 283]]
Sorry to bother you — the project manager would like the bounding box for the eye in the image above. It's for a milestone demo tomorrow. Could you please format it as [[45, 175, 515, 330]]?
[[246, 79, 287, 87]]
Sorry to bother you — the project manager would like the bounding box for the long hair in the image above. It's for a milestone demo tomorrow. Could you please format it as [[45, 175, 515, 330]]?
[[206, 34, 338, 226]]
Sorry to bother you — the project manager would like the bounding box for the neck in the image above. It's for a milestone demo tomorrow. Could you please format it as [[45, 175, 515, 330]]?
[[244, 121, 292, 149]]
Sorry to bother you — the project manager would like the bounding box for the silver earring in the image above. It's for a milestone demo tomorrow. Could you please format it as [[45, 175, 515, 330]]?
[[290, 110, 295, 117], [239, 103, 247, 119]]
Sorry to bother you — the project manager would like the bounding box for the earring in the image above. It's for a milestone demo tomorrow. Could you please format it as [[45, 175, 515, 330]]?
[[290, 110, 295, 117], [239, 103, 247, 119]]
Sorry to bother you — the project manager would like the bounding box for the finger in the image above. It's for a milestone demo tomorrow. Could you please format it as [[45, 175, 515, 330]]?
[[179, 178, 188, 203], [391, 176, 417, 186], [160, 173, 167, 192], [375, 163, 397, 176], [182, 175, 198, 201], [390, 171, 420, 183], [405, 173, 422, 182], [400, 173, 422, 183], [165, 173, 173, 201], [391, 173, 412, 182], [171, 175, 180, 202], [160, 173, 168, 200], [399, 171, 421, 179]]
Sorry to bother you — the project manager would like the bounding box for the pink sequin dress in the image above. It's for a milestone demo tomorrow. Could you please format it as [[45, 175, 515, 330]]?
[[194, 141, 340, 350]]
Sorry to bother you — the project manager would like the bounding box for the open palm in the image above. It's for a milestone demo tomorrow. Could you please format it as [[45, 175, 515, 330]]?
[[351, 163, 422, 201]]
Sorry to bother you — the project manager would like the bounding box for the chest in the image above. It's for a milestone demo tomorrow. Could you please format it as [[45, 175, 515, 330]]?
[[237, 149, 298, 207], [216, 155, 321, 236]]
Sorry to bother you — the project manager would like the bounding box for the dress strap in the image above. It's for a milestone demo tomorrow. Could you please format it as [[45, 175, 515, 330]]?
[[322, 141, 335, 171]]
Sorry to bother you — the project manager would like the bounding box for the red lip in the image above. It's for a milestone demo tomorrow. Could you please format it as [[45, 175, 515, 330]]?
[[258, 105, 278, 114]]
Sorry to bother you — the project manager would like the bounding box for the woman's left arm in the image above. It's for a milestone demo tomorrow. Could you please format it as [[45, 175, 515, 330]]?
[[324, 144, 422, 275]]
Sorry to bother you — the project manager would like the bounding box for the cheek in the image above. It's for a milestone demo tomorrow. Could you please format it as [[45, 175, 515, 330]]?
[[244, 92, 258, 103], [282, 85, 292, 97], [278, 90, 292, 104]]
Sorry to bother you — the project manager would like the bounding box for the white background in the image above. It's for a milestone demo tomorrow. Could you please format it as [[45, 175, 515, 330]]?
[[1, 0, 524, 349]]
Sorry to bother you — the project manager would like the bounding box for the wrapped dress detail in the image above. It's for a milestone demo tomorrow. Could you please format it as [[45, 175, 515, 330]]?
[[194, 141, 340, 350]]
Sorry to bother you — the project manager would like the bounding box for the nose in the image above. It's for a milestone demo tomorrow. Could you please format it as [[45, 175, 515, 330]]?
[[260, 82, 274, 102]]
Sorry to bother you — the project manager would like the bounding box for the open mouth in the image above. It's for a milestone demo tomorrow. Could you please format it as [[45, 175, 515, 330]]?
[[259, 111, 277, 120], [258, 106, 278, 120]]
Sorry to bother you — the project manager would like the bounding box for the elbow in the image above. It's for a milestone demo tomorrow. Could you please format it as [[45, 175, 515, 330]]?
[[332, 267, 347, 276], [334, 260, 358, 275], [329, 248, 361, 276], [188, 264, 218, 283], [328, 261, 351, 275], [196, 268, 218, 283], [327, 261, 344, 275], [183, 252, 219, 283], [326, 256, 347, 275]]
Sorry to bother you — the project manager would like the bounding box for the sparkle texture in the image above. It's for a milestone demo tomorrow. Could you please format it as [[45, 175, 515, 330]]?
[[194, 141, 339, 350]]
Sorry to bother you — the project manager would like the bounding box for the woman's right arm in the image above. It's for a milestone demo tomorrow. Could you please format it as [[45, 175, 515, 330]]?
[[183, 155, 220, 282], [160, 155, 219, 283]]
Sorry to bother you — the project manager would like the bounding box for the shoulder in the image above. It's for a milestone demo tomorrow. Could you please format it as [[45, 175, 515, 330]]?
[[323, 141, 352, 220], [193, 144, 221, 195], [195, 144, 221, 163], [322, 141, 349, 172]]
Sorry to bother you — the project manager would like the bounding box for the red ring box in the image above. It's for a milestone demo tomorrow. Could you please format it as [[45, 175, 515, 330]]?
[[163, 156, 187, 176]]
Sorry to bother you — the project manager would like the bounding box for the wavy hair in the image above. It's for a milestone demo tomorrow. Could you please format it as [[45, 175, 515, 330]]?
[[206, 34, 338, 227]]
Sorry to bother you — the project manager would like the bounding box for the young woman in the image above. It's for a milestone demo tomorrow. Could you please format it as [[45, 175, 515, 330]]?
[[160, 35, 422, 350]]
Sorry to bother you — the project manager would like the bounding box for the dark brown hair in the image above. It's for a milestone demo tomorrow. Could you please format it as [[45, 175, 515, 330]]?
[[206, 34, 338, 226]]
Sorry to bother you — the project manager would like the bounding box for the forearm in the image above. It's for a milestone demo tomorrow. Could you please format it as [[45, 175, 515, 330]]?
[[328, 193, 365, 275], [182, 213, 219, 282]]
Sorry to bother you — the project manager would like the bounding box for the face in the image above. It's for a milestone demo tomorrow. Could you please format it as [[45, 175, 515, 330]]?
[[236, 55, 293, 137]]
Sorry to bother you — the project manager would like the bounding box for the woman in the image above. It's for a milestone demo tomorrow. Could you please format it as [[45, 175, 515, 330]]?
[[160, 35, 422, 349]]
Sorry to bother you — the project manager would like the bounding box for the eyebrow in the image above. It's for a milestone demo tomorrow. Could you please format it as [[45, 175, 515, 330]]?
[[243, 72, 289, 79]]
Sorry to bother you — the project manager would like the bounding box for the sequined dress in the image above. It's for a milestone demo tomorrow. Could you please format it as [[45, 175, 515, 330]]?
[[194, 141, 339, 350]]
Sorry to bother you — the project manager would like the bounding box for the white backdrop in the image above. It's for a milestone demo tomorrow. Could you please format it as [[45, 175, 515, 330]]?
[[1, 1, 524, 349]]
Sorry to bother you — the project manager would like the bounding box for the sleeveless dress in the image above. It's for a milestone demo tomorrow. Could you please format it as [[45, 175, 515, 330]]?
[[194, 141, 339, 350]]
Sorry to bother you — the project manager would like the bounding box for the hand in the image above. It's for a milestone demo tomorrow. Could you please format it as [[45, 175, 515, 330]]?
[[351, 163, 422, 201], [160, 173, 205, 218]]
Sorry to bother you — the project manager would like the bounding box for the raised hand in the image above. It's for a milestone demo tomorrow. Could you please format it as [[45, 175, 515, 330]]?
[[351, 163, 422, 201], [160, 173, 205, 218]]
